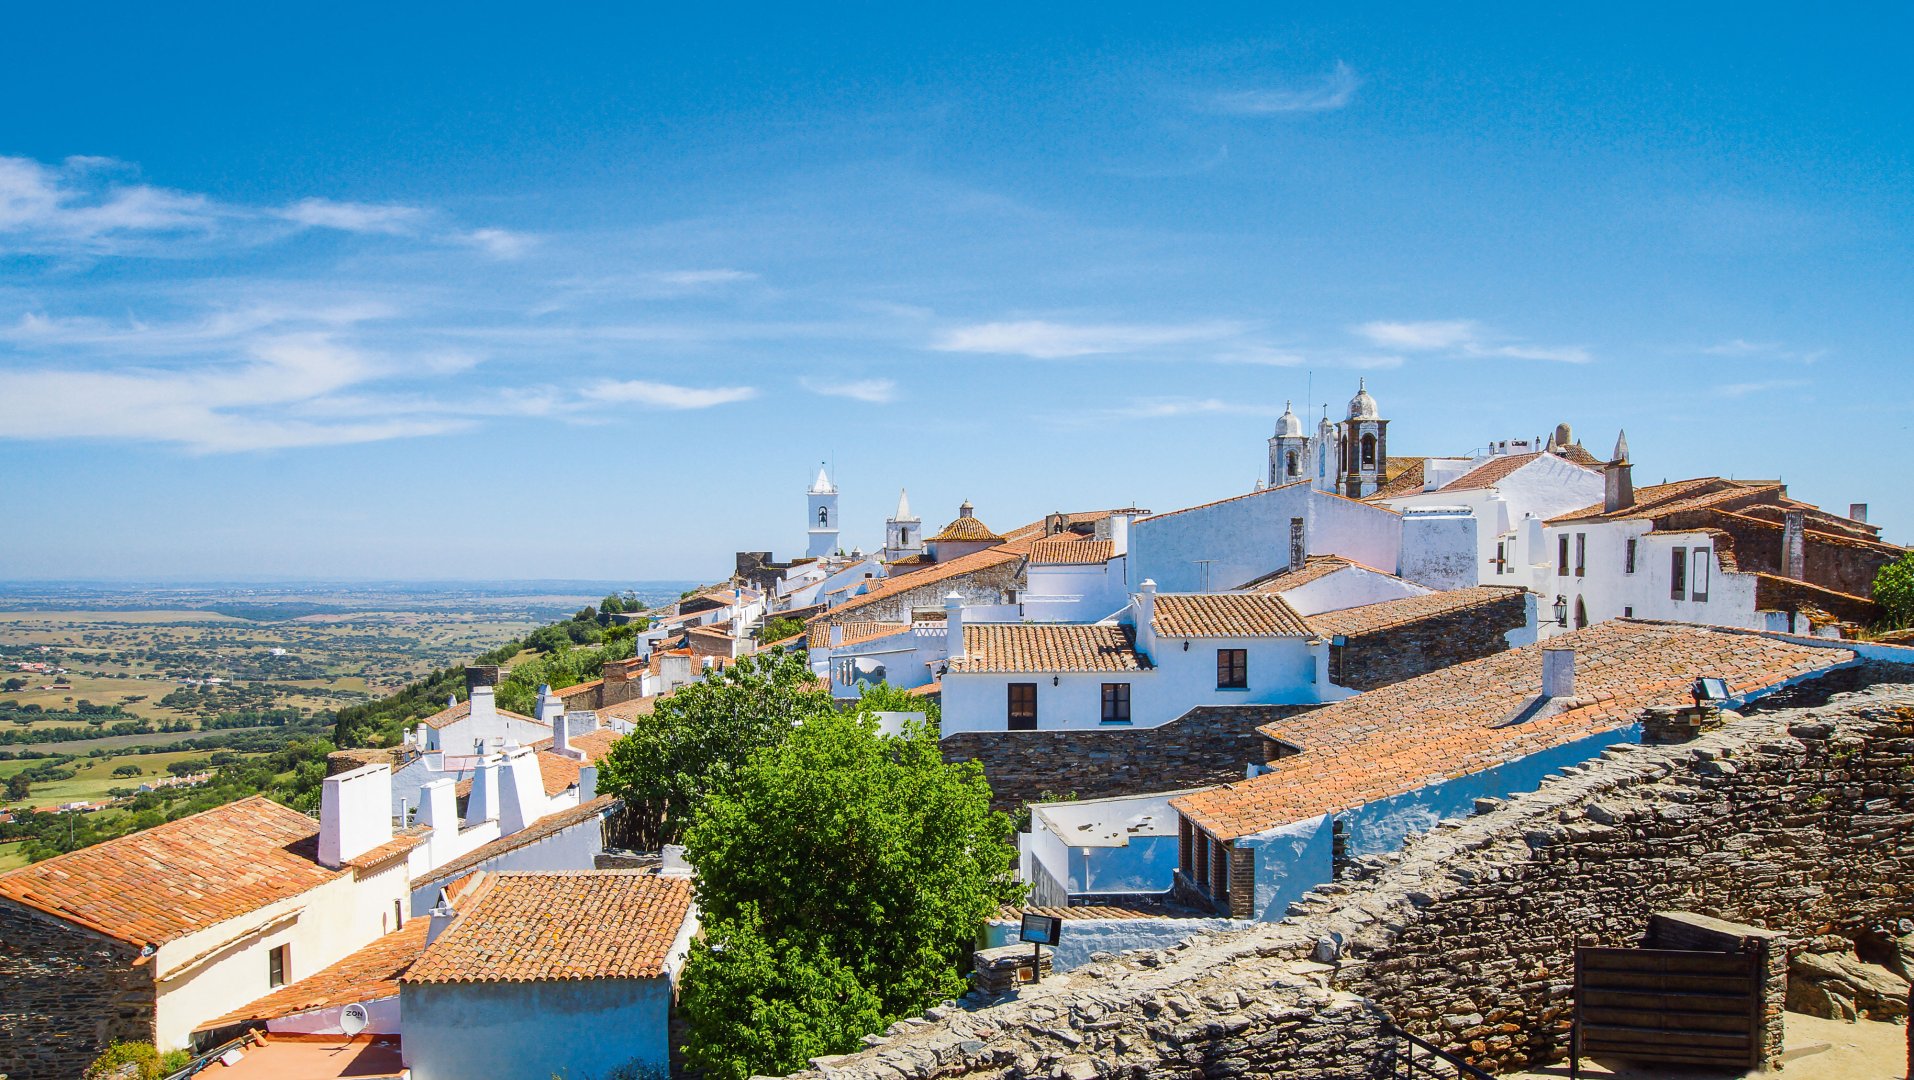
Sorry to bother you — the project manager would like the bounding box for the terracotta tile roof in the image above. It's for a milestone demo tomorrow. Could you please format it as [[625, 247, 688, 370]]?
[[403, 871, 694, 984], [1368, 457, 1429, 500], [1546, 478, 1777, 525], [413, 796, 619, 892], [1171, 620, 1851, 841], [420, 699, 543, 731], [930, 512, 1004, 543], [826, 621, 911, 648], [813, 547, 1022, 625], [528, 729, 622, 796], [344, 827, 431, 874], [554, 680, 602, 699], [763, 633, 805, 650], [1305, 586, 1528, 638], [0, 796, 341, 947], [948, 624, 1148, 674], [196, 920, 429, 1032], [1236, 555, 1363, 593], [999, 510, 1133, 543], [598, 695, 660, 721], [1030, 539, 1116, 565], [997, 904, 1182, 921], [1151, 593, 1311, 638], [1439, 450, 1601, 493], [907, 681, 942, 697]]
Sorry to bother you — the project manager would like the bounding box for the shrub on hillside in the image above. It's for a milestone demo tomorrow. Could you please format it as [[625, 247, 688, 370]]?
[[1874, 553, 1914, 628]]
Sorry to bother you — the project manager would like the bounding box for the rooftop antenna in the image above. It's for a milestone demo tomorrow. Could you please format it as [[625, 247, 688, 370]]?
[[1305, 370, 1313, 427]]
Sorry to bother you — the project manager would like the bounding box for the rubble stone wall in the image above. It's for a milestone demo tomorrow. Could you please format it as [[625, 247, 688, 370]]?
[[0, 899, 154, 1080], [941, 705, 1314, 812], [1332, 589, 1529, 691], [793, 676, 1914, 1080]]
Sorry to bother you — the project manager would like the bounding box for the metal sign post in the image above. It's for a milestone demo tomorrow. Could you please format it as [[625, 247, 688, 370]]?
[[1019, 912, 1063, 983]]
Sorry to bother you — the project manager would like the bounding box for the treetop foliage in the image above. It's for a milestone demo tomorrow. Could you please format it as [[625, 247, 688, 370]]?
[[1874, 552, 1914, 629]]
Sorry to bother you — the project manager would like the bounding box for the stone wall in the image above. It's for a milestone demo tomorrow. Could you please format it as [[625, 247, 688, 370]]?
[[0, 899, 154, 1080], [790, 673, 1914, 1080], [1332, 589, 1529, 691], [1664, 505, 1902, 599], [941, 704, 1313, 812]]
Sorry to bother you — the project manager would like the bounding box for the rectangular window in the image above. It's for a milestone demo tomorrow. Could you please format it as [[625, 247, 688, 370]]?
[[1100, 682, 1131, 724], [268, 944, 288, 988], [1692, 549, 1711, 602], [1574, 533, 1586, 577], [1558, 535, 1570, 576], [1493, 539, 1508, 575], [1216, 649, 1248, 690], [1623, 606, 1634, 618], [1007, 683, 1037, 730], [1625, 537, 1637, 574], [1670, 547, 1688, 601], [394, 899, 404, 929]]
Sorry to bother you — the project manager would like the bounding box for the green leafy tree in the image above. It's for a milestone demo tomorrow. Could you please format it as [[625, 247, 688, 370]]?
[[756, 616, 807, 644], [597, 650, 834, 847], [112, 764, 143, 778], [853, 681, 940, 728], [4, 774, 30, 801], [1874, 553, 1914, 629], [85, 1041, 162, 1080], [678, 905, 888, 1080], [679, 711, 1020, 1076]]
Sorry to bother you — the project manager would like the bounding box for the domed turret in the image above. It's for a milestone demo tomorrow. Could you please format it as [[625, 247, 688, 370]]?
[[1273, 401, 1304, 438], [1347, 377, 1380, 421]]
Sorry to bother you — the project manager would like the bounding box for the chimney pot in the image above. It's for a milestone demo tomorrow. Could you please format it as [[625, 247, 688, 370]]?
[[1849, 503, 1868, 525]]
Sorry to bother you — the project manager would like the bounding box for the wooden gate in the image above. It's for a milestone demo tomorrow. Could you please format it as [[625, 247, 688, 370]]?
[[1571, 945, 1763, 1077]]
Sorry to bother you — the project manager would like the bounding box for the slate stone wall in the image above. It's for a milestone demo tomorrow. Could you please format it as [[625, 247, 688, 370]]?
[[941, 704, 1315, 812], [1332, 589, 1529, 691], [789, 674, 1914, 1080], [0, 899, 154, 1080]]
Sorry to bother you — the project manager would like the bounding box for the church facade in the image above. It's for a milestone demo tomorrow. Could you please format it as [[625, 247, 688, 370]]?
[[1266, 379, 1391, 499]]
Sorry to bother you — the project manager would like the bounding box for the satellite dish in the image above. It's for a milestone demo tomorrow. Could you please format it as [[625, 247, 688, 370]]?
[[340, 1002, 370, 1038]]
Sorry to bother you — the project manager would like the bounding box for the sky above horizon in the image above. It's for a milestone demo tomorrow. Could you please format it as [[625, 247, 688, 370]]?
[[3, 5, 1910, 580]]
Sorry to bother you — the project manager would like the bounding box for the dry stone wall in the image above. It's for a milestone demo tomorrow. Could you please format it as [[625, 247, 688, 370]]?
[[0, 900, 154, 1080], [792, 672, 1914, 1080], [1330, 590, 1528, 692]]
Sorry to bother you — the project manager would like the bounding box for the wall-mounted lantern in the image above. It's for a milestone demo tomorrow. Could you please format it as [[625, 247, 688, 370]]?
[[1552, 595, 1569, 627]]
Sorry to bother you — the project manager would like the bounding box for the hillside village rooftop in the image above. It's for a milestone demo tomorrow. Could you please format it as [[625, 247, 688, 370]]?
[[1171, 619, 1854, 842]]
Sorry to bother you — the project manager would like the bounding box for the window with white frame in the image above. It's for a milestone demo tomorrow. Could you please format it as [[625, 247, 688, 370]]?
[[1691, 549, 1711, 602]]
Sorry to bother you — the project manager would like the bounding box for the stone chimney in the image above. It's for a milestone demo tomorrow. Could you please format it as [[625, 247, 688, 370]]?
[[464, 665, 501, 692], [1782, 510, 1807, 580], [944, 592, 965, 662], [1135, 580, 1159, 662], [1849, 503, 1868, 525], [319, 763, 394, 869], [1603, 430, 1634, 514], [1541, 648, 1575, 699]]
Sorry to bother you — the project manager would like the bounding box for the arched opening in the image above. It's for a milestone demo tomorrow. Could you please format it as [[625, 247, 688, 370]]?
[[1573, 596, 1589, 629], [817, 506, 830, 528], [1360, 433, 1377, 468], [1285, 450, 1300, 477]]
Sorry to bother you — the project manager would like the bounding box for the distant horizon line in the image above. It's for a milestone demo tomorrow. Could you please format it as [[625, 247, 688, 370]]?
[[0, 577, 711, 589]]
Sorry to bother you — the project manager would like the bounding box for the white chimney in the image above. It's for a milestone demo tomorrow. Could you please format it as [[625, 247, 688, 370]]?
[[534, 684, 563, 726], [496, 746, 547, 836], [425, 894, 460, 946], [469, 683, 499, 725], [552, 708, 572, 760], [944, 592, 965, 662], [1135, 579, 1159, 662], [578, 765, 598, 802], [1107, 511, 1137, 557], [319, 763, 394, 869], [1541, 648, 1575, 699], [465, 755, 501, 828], [418, 778, 458, 862]]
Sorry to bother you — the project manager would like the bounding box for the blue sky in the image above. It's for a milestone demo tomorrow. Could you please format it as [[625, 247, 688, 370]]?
[[2, 4, 1909, 580]]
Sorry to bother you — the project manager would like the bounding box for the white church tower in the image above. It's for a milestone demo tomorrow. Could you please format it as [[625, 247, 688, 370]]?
[[1338, 379, 1389, 498], [884, 488, 922, 562], [806, 463, 839, 559], [1267, 401, 1309, 487]]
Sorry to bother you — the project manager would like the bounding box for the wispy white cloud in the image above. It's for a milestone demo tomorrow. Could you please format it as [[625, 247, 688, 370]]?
[[653, 268, 758, 287], [1697, 339, 1823, 363], [1715, 378, 1809, 399], [1353, 319, 1591, 363], [459, 227, 538, 259], [0, 334, 471, 453], [1208, 62, 1360, 115], [1100, 397, 1267, 419], [581, 379, 758, 409], [801, 376, 897, 404], [276, 197, 425, 235], [934, 318, 1245, 359], [0, 155, 225, 253]]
